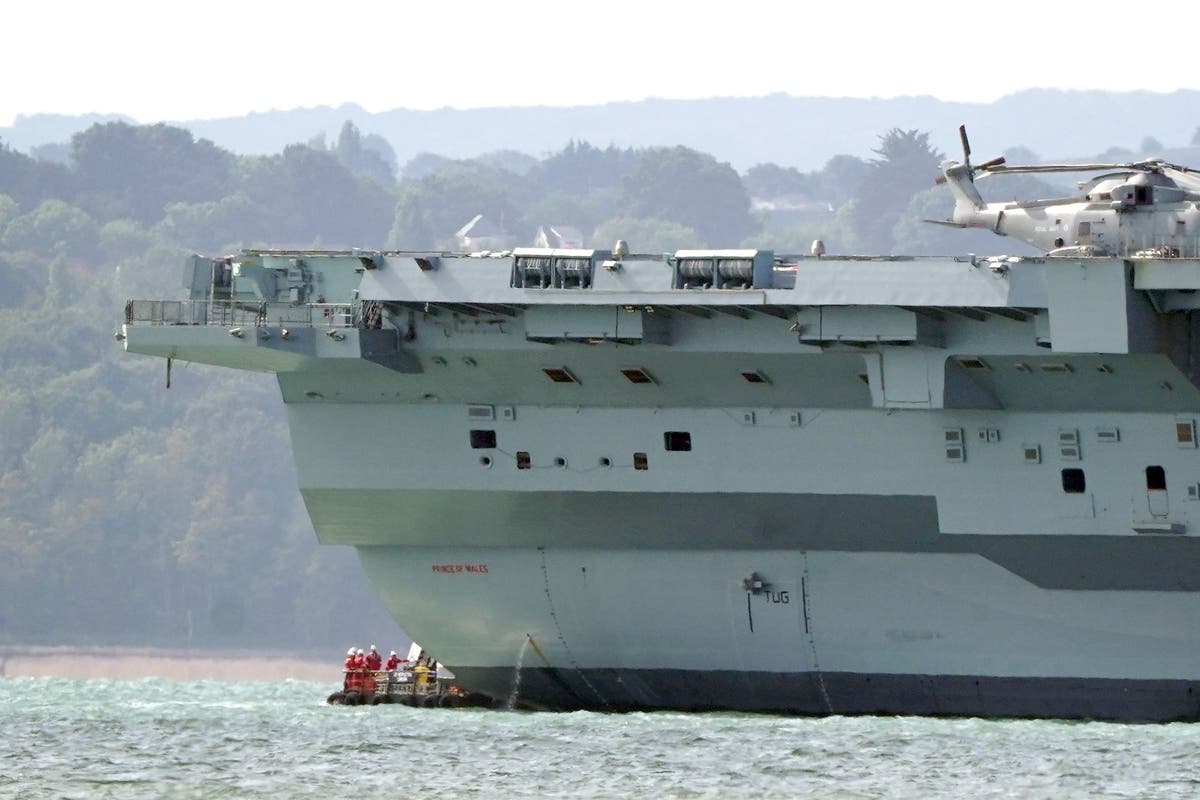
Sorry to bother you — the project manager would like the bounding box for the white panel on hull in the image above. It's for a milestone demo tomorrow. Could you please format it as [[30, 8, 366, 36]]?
[[356, 547, 1200, 684]]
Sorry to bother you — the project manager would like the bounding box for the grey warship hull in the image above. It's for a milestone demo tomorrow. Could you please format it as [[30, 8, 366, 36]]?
[[124, 249, 1200, 719]]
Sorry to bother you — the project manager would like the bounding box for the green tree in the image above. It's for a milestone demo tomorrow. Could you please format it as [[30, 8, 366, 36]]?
[[811, 154, 869, 208], [155, 193, 268, 252], [0, 142, 72, 208], [622, 146, 757, 245], [361, 132, 398, 179], [531, 141, 639, 195], [389, 161, 530, 249], [29, 141, 70, 164], [0, 193, 18, 229], [239, 145, 395, 247], [71, 122, 235, 223], [0, 388, 37, 471], [0, 252, 43, 308], [0, 126, 413, 650], [400, 152, 450, 181], [743, 217, 857, 256], [592, 216, 703, 253], [22, 427, 74, 498], [525, 189, 622, 239], [98, 219, 154, 262], [1, 199, 98, 259], [475, 149, 539, 176], [333, 121, 396, 186], [846, 128, 944, 254], [743, 163, 813, 198]]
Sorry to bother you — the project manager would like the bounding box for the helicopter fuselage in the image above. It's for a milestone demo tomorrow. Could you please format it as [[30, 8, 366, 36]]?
[[965, 197, 1200, 255], [942, 160, 1200, 256]]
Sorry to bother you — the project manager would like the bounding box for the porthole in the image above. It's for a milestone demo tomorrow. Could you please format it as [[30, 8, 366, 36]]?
[[479, 456, 493, 468], [469, 429, 497, 449], [554, 456, 567, 468], [664, 431, 692, 451], [599, 457, 612, 468]]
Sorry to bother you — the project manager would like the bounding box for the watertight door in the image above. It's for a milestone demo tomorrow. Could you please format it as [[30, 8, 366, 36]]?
[[1146, 465, 1169, 518]]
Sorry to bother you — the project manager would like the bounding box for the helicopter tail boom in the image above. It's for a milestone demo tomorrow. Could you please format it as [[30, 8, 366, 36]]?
[[939, 160, 986, 219]]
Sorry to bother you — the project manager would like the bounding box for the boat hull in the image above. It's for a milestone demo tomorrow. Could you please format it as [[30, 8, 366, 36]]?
[[449, 667, 1200, 720], [350, 543, 1200, 720], [120, 250, 1200, 720]]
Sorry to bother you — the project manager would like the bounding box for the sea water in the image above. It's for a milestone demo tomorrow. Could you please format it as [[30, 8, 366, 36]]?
[[1, 677, 1197, 799]]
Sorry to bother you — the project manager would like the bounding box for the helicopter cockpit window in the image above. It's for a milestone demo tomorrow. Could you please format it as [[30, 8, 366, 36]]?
[[1135, 186, 1151, 204], [1077, 221, 1091, 240]]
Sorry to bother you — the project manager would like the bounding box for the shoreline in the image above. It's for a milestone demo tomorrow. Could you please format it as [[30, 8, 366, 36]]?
[[0, 645, 335, 683]]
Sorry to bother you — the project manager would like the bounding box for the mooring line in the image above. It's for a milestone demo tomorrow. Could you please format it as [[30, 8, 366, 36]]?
[[537, 546, 611, 708], [801, 551, 834, 714]]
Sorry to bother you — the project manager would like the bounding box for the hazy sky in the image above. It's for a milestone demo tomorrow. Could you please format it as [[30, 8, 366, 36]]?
[[5, 0, 1200, 126]]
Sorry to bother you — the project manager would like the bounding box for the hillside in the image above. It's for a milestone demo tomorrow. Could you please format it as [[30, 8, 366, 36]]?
[[5, 90, 1200, 171]]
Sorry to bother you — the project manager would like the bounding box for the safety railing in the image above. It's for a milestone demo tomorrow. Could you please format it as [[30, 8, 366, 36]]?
[[125, 300, 357, 328]]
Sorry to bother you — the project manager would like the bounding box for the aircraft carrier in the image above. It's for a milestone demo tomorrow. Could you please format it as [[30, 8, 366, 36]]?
[[121, 246, 1200, 720]]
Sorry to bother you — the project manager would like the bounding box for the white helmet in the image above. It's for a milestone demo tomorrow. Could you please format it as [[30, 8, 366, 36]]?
[[347, 648, 355, 656], [370, 644, 377, 652], [389, 651, 397, 656], [357, 648, 364, 656]]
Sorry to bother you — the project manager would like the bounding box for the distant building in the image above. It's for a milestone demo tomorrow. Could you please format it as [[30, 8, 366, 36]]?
[[455, 214, 513, 251], [750, 195, 834, 228], [533, 225, 585, 249]]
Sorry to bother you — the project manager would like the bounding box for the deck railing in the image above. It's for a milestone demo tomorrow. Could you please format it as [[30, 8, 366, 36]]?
[[125, 300, 356, 328], [1116, 234, 1200, 258]]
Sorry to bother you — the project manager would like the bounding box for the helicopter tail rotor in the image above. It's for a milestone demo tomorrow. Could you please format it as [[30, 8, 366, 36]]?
[[935, 125, 1005, 184], [958, 125, 1007, 174]]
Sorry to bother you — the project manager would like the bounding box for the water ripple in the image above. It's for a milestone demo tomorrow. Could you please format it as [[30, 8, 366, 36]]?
[[2, 677, 1197, 798]]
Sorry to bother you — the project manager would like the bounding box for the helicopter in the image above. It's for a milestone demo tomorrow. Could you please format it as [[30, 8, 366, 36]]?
[[932, 125, 1200, 257]]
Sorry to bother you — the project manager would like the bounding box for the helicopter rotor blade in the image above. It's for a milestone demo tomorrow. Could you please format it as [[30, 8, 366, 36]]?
[[974, 156, 1006, 172], [959, 125, 972, 170], [979, 163, 1138, 175], [1162, 166, 1200, 191], [1147, 161, 1200, 175]]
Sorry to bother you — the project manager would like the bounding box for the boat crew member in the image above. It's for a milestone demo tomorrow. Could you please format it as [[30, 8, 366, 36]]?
[[413, 661, 431, 689], [385, 651, 401, 671], [354, 648, 366, 670], [343, 648, 357, 689], [365, 645, 382, 671]]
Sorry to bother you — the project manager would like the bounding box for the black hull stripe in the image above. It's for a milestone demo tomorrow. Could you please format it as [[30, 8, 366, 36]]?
[[310, 489, 1200, 591], [454, 667, 1200, 722]]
